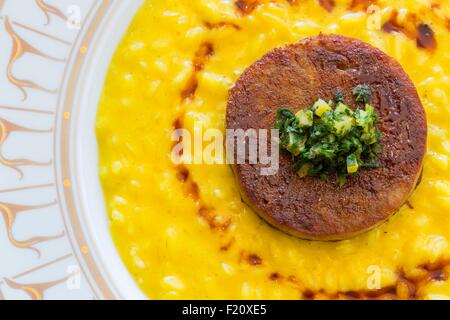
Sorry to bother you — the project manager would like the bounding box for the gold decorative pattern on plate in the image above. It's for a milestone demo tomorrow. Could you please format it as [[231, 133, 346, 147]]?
[[3, 276, 70, 300], [0, 200, 64, 257], [0, 0, 121, 299], [4, 16, 63, 101], [34, 0, 67, 25], [0, 118, 52, 178]]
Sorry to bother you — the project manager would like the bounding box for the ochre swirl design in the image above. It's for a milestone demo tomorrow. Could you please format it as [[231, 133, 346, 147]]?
[[4, 16, 64, 101], [0, 201, 64, 258], [3, 276, 69, 300], [35, 0, 67, 25], [0, 118, 52, 178]]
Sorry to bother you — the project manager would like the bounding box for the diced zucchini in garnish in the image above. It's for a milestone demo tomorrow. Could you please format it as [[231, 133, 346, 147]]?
[[346, 153, 359, 174], [273, 84, 381, 186], [333, 115, 355, 136], [295, 109, 313, 127], [365, 104, 375, 115], [312, 99, 332, 117], [365, 104, 377, 124], [355, 104, 377, 133], [354, 108, 367, 128], [334, 102, 353, 116], [285, 132, 305, 157], [310, 143, 335, 159], [361, 128, 378, 145]]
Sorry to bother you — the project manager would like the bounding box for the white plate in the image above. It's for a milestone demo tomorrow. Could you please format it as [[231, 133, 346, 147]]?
[[0, 0, 145, 300]]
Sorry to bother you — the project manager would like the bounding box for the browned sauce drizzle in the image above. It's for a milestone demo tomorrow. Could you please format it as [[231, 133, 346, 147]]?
[[180, 78, 198, 102], [176, 165, 189, 183], [172, 115, 231, 232], [181, 42, 215, 101], [268, 260, 448, 299], [239, 251, 263, 266], [234, 0, 260, 15], [176, 42, 233, 247], [406, 201, 414, 209], [205, 21, 242, 30], [302, 290, 316, 299], [234, 0, 335, 15], [382, 11, 437, 52], [382, 12, 413, 36], [349, 0, 377, 11], [172, 117, 185, 159], [175, 163, 232, 231], [416, 23, 437, 51], [247, 253, 263, 266], [173, 117, 183, 130], [270, 272, 281, 280], [176, 164, 200, 200], [318, 0, 335, 12], [220, 237, 235, 251]]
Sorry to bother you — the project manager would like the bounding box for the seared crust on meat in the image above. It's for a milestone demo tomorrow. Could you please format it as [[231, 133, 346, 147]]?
[[226, 34, 427, 240]]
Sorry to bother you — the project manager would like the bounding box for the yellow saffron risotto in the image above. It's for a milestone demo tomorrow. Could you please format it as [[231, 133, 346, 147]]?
[[97, 0, 450, 299]]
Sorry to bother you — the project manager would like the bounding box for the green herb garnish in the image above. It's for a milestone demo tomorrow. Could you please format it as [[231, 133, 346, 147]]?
[[352, 84, 372, 104], [274, 85, 382, 186], [334, 92, 345, 104]]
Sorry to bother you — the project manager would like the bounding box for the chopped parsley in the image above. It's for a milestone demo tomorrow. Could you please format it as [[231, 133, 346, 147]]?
[[274, 84, 382, 186], [352, 84, 372, 104], [334, 92, 345, 104]]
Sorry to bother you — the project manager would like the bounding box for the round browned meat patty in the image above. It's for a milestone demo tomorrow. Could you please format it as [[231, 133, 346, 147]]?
[[226, 34, 427, 240]]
